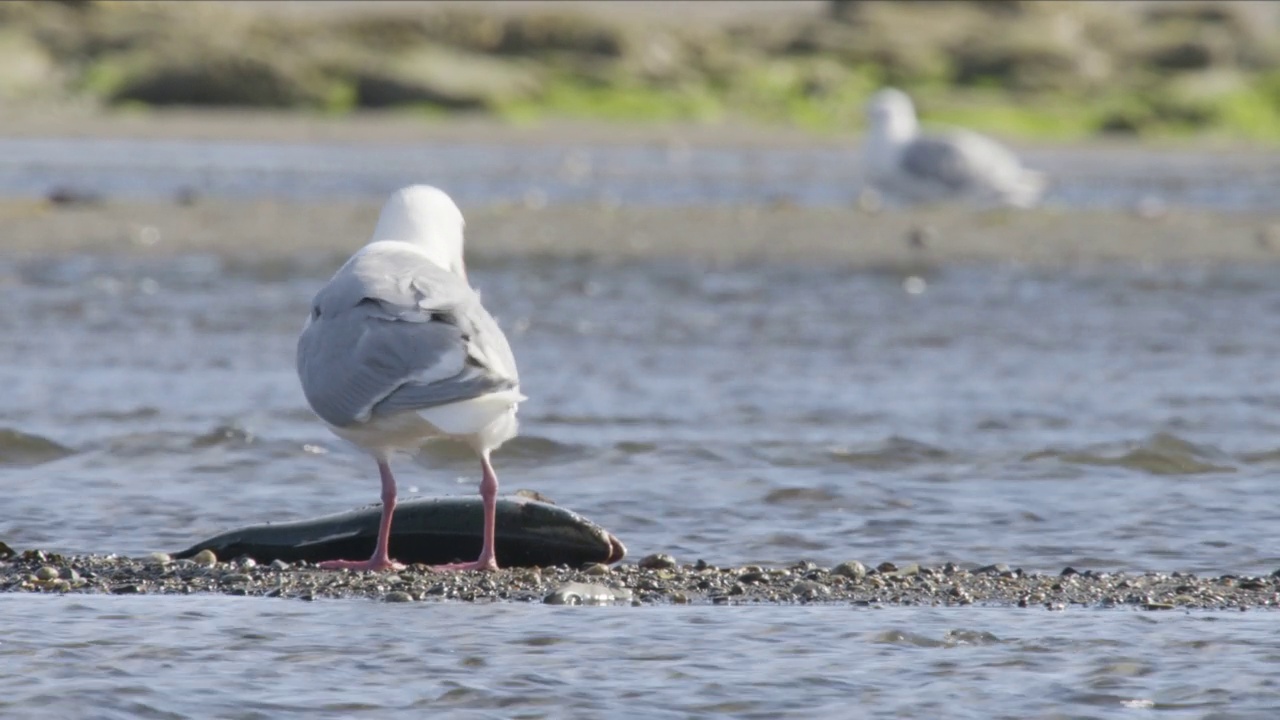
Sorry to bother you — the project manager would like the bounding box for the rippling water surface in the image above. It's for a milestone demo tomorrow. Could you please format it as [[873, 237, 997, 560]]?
[[4, 596, 1279, 719], [5, 256, 1280, 575], [1, 136, 1278, 211], [3, 137, 1280, 716]]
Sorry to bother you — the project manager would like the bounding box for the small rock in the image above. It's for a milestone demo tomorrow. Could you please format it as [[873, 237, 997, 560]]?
[[670, 592, 690, 604], [832, 561, 867, 580], [876, 562, 898, 573], [237, 557, 257, 570], [975, 563, 1010, 575], [50, 579, 71, 592], [638, 553, 677, 570], [148, 552, 172, 565], [46, 186, 103, 207], [270, 559, 290, 571], [892, 564, 921, 577], [192, 549, 217, 566], [384, 591, 414, 603], [35, 566, 59, 582], [222, 574, 252, 584], [791, 580, 830, 600], [738, 571, 768, 584], [581, 563, 610, 576], [58, 567, 79, 581], [544, 582, 632, 606], [110, 584, 142, 595]]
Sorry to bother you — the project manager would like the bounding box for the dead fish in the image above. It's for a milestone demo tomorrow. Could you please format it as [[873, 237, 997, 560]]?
[[172, 494, 626, 568]]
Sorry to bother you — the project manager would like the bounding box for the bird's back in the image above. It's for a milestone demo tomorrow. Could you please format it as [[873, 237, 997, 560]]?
[[297, 241, 520, 436]]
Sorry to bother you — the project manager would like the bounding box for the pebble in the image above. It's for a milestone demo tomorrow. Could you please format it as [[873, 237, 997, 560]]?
[[832, 561, 867, 580], [791, 580, 830, 600], [148, 552, 172, 565], [385, 591, 414, 603], [1, 551, 1277, 610], [582, 563, 610, 576], [192, 549, 217, 566], [638, 553, 677, 570]]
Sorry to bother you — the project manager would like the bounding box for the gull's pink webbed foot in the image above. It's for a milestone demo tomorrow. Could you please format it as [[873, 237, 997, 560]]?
[[429, 558, 498, 573], [319, 461, 405, 572], [318, 557, 406, 572]]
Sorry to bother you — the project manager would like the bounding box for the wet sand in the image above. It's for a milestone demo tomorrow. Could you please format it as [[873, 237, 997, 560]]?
[[4, 196, 1278, 268], [3, 548, 1277, 610]]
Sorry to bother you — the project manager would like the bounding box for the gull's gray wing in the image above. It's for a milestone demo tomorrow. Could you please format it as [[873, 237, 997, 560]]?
[[899, 136, 974, 192], [297, 242, 519, 429]]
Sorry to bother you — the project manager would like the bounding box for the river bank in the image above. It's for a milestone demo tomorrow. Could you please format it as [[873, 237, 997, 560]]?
[[4, 197, 1278, 269], [3, 547, 1277, 609], [4, 1, 1280, 141]]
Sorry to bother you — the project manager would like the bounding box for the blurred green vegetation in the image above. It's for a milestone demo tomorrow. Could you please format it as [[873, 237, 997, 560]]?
[[4, 0, 1280, 141]]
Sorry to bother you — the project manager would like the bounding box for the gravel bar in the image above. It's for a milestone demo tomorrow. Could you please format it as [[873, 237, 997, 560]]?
[[3, 546, 1277, 610]]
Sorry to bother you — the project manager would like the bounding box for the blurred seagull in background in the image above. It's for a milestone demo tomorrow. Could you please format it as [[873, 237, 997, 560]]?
[[297, 185, 524, 572], [862, 87, 1047, 209]]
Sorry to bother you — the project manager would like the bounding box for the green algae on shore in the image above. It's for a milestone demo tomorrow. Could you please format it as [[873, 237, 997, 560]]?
[[4, 1, 1280, 141]]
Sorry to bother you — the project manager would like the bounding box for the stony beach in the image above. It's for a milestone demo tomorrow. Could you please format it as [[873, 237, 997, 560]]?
[[5, 195, 1280, 269], [3, 545, 1277, 610]]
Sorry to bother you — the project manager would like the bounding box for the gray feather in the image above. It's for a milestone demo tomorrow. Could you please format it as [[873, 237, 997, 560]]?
[[296, 242, 519, 429], [899, 137, 973, 191]]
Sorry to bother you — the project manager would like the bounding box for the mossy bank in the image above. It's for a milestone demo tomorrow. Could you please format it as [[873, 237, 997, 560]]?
[[4, 1, 1280, 141]]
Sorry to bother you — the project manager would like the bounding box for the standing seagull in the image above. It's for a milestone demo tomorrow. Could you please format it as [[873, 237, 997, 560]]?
[[296, 185, 524, 572], [862, 87, 1047, 209]]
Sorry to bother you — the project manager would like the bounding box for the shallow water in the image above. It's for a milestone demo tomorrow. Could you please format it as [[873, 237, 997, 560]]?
[[0, 136, 1278, 211], [3, 595, 1278, 719], [3, 136, 1280, 716], [4, 254, 1280, 575]]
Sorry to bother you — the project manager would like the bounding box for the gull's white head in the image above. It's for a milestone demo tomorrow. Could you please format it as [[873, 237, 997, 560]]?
[[865, 88, 920, 144], [370, 184, 468, 279]]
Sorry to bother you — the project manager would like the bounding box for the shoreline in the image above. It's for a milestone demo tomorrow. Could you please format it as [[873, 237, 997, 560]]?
[[4, 199, 1278, 268], [3, 549, 1277, 610], [0, 107, 1272, 154], [3, 1, 1279, 142]]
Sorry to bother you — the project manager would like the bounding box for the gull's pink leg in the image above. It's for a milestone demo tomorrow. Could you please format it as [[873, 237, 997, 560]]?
[[318, 460, 405, 572], [432, 451, 500, 572]]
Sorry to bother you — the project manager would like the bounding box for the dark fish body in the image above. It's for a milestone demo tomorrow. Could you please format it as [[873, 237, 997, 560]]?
[[172, 495, 626, 568]]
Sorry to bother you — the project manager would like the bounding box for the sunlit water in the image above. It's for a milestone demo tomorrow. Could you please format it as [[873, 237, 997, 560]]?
[[0, 137, 1277, 211], [3, 138, 1280, 716], [3, 595, 1278, 719], [4, 256, 1280, 575]]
